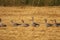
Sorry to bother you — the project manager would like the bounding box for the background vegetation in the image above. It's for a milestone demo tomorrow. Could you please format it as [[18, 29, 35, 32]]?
[[0, 0, 60, 6]]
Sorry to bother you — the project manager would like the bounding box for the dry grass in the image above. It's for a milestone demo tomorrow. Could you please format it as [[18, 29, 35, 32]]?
[[0, 6, 60, 40]]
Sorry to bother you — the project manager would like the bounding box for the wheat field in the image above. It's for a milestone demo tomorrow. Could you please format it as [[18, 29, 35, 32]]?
[[0, 6, 60, 40]]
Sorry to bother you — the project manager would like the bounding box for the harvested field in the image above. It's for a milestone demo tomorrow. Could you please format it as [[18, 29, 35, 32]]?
[[0, 6, 60, 40]]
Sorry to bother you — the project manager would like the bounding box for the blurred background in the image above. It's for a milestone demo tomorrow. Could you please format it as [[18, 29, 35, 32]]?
[[0, 0, 60, 6]]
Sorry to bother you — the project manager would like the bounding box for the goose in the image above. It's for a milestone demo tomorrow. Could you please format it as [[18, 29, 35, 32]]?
[[0, 19, 7, 27], [44, 19, 53, 27], [21, 20, 29, 27], [31, 17, 40, 27], [54, 19, 60, 27], [11, 20, 21, 26]]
